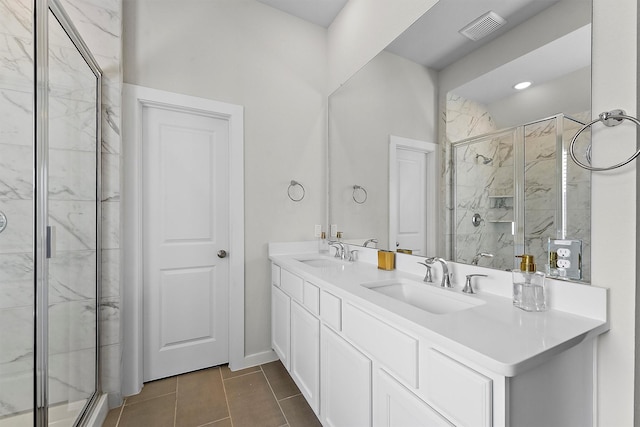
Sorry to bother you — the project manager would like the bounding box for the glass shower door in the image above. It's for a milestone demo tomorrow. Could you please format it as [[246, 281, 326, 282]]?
[[0, 0, 35, 424], [46, 7, 99, 425]]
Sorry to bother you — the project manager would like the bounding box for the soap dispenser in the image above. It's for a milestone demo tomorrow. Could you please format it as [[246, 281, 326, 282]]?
[[513, 254, 547, 312], [318, 231, 329, 254]]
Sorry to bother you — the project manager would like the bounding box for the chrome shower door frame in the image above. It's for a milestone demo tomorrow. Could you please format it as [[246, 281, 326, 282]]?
[[34, 0, 103, 425]]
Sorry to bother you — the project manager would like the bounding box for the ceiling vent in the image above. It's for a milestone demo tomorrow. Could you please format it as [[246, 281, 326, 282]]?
[[459, 11, 506, 41]]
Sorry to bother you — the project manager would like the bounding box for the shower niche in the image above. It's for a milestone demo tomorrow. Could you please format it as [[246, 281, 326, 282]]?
[[452, 114, 591, 280]]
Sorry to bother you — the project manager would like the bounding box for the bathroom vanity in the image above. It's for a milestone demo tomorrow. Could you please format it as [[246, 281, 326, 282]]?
[[269, 242, 608, 427]]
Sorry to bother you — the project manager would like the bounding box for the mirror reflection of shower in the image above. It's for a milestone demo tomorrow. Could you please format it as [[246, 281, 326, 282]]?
[[476, 153, 493, 164]]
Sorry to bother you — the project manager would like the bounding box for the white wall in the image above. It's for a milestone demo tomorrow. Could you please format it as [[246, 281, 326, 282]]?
[[123, 0, 327, 358], [329, 50, 437, 250], [591, 1, 638, 424], [327, 0, 438, 93]]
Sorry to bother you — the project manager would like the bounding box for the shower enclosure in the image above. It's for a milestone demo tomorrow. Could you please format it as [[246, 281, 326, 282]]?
[[1, 0, 102, 426], [452, 114, 591, 281]]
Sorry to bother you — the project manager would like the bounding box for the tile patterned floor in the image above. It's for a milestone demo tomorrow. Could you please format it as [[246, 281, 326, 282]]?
[[103, 361, 321, 427]]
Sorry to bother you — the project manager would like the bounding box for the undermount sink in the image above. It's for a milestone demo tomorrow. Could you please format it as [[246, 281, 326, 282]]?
[[362, 279, 485, 315], [296, 256, 350, 269]]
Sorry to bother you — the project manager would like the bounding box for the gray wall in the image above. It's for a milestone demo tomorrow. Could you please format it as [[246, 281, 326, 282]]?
[[123, 0, 327, 358]]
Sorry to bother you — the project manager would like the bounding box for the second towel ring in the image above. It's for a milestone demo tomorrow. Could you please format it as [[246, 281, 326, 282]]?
[[570, 109, 640, 171], [288, 180, 305, 202], [352, 185, 367, 204]]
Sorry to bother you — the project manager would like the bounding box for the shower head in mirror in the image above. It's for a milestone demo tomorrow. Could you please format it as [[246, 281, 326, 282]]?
[[476, 154, 493, 164]]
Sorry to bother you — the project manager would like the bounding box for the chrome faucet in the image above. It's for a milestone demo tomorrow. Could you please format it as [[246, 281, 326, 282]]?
[[363, 238, 378, 248], [472, 252, 494, 266], [425, 257, 452, 288], [463, 274, 487, 294], [329, 241, 346, 260], [417, 261, 433, 283]]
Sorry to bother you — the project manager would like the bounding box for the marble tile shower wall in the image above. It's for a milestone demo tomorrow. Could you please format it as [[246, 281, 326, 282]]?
[[523, 116, 591, 281], [454, 131, 515, 269], [0, 0, 36, 417], [0, 0, 122, 416], [444, 94, 498, 261], [446, 93, 591, 278]]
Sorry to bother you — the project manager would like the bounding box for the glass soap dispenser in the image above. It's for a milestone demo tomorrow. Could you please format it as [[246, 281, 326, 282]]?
[[513, 254, 547, 312]]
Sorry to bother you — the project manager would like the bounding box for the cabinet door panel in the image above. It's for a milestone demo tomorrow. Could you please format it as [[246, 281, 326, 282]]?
[[291, 301, 320, 415], [424, 349, 492, 427], [272, 285, 291, 369], [321, 326, 371, 427], [375, 369, 452, 427]]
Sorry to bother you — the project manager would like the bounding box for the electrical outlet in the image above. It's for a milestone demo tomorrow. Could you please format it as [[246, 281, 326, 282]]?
[[548, 238, 582, 280], [314, 224, 322, 237], [330, 224, 337, 238]]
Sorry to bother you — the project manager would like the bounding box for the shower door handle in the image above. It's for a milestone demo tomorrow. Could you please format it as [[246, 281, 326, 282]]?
[[46, 226, 56, 259], [217, 250, 228, 259]]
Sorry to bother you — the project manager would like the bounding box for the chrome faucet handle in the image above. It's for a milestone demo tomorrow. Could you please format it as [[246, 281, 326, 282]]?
[[349, 250, 359, 262], [463, 274, 488, 294], [472, 252, 494, 266], [417, 262, 433, 283], [363, 238, 378, 248]]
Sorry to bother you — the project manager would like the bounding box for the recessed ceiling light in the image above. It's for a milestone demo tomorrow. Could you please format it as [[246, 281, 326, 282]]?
[[514, 81, 532, 90]]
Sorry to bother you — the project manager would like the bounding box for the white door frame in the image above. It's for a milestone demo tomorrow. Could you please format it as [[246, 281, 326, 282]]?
[[122, 84, 245, 396], [389, 135, 437, 256]]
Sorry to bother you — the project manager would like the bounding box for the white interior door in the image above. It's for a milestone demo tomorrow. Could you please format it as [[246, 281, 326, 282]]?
[[395, 147, 427, 255], [142, 105, 229, 381]]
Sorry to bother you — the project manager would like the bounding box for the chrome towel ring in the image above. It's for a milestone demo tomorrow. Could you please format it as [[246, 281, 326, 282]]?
[[569, 109, 640, 171], [352, 185, 367, 204], [287, 180, 305, 202]]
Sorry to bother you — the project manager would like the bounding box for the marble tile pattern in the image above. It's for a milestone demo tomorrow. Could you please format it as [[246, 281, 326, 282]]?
[[446, 94, 591, 278], [0, 0, 122, 418]]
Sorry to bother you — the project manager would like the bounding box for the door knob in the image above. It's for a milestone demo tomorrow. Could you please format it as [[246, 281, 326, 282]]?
[[217, 250, 228, 258]]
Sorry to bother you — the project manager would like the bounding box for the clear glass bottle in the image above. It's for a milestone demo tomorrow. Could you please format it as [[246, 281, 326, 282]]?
[[513, 254, 547, 312], [318, 231, 329, 254]]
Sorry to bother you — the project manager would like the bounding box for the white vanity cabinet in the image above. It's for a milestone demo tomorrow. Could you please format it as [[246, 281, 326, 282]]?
[[271, 264, 321, 415], [270, 261, 601, 427]]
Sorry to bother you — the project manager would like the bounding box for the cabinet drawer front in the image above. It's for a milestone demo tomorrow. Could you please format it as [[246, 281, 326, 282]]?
[[271, 264, 281, 287], [281, 269, 304, 302], [343, 303, 418, 388], [375, 369, 452, 427], [424, 349, 492, 427], [320, 291, 342, 331], [303, 281, 320, 315]]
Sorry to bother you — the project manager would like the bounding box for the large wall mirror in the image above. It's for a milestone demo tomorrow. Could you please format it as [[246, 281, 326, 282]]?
[[328, 0, 592, 282]]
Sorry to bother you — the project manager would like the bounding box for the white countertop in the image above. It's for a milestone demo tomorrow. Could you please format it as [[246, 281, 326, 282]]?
[[269, 244, 609, 377]]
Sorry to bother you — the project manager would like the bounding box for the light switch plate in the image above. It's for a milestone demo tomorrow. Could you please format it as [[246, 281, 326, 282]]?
[[314, 224, 322, 237]]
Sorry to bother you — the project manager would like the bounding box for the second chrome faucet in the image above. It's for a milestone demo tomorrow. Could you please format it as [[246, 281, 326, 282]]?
[[423, 257, 452, 288]]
